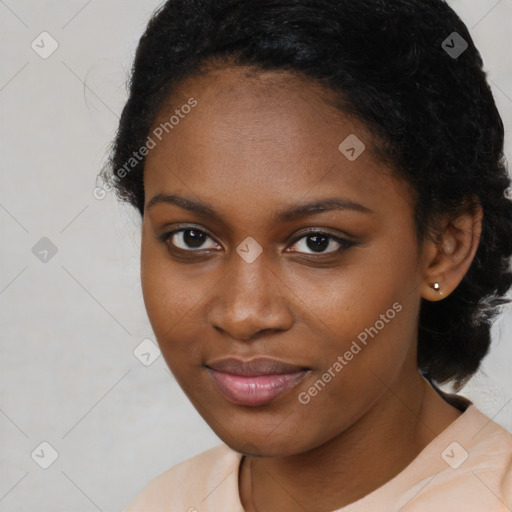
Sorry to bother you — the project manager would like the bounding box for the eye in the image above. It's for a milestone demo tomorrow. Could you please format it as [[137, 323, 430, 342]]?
[[162, 228, 219, 252], [287, 231, 355, 255], [160, 226, 356, 257]]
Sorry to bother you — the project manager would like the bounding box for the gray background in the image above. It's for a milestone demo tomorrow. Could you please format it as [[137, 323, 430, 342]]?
[[0, 1, 511, 511]]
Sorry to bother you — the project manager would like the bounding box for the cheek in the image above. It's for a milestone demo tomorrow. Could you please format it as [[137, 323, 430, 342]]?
[[290, 237, 417, 342], [296, 235, 420, 389], [140, 235, 217, 373], [140, 236, 193, 338], [291, 301, 415, 448]]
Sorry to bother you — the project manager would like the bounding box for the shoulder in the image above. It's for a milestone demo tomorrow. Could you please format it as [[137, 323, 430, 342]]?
[[123, 444, 243, 512], [417, 404, 512, 510], [463, 406, 512, 504], [459, 404, 512, 460]]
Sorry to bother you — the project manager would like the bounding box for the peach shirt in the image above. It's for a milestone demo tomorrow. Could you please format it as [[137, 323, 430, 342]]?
[[123, 404, 512, 511]]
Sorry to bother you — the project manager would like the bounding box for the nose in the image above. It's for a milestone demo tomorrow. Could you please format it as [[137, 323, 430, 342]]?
[[207, 251, 294, 342]]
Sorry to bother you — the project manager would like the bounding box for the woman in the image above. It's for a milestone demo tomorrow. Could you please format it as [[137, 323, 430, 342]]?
[[103, 0, 512, 510]]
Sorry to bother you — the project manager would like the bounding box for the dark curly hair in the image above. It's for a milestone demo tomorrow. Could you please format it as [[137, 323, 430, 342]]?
[[101, 0, 512, 390]]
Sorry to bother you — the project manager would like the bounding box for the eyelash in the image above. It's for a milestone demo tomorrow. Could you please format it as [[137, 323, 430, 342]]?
[[159, 226, 356, 257]]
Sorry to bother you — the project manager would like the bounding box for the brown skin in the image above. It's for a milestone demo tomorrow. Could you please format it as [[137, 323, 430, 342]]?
[[140, 66, 483, 512]]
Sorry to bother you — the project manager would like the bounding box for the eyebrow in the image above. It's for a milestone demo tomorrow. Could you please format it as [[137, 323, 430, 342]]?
[[146, 193, 373, 222]]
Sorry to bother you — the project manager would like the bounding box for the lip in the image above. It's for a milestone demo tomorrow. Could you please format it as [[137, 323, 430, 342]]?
[[205, 357, 310, 406]]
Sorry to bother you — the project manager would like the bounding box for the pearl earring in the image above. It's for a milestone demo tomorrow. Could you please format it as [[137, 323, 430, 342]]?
[[430, 282, 441, 291]]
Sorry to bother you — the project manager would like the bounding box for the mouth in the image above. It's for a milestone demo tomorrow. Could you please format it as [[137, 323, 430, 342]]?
[[205, 357, 311, 407]]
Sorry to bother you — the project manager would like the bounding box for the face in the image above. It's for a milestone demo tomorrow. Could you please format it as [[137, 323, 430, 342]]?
[[141, 66, 427, 457]]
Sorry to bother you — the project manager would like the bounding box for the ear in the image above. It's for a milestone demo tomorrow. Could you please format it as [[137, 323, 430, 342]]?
[[420, 203, 483, 302]]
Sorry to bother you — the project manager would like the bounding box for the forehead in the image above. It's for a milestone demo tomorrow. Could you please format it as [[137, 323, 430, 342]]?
[[143, 66, 414, 219]]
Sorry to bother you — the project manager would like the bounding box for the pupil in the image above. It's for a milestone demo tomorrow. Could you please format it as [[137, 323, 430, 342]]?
[[184, 229, 205, 248], [307, 234, 329, 252]]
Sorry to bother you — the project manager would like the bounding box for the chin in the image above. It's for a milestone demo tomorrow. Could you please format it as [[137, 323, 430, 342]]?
[[209, 422, 315, 458]]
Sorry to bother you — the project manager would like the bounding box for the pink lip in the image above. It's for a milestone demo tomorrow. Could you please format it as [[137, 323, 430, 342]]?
[[205, 357, 310, 406]]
